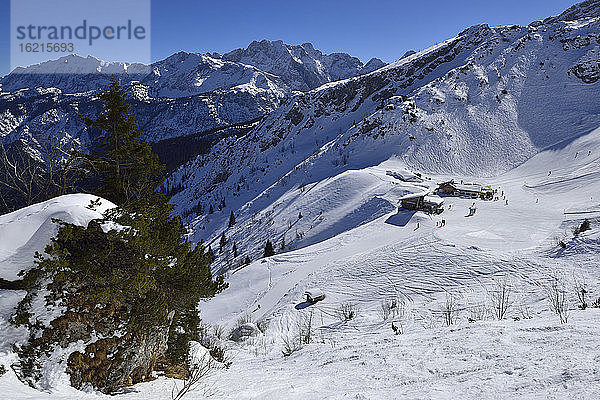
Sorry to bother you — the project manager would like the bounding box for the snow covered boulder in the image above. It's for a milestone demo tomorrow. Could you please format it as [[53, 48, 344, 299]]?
[[229, 322, 259, 342]]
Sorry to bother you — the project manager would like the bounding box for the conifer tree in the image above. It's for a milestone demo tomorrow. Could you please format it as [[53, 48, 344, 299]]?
[[82, 78, 163, 206], [263, 239, 275, 258], [233, 242, 238, 258], [244, 255, 251, 265], [11, 80, 228, 389], [228, 210, 236, 227], [219, 232, 227, 252]]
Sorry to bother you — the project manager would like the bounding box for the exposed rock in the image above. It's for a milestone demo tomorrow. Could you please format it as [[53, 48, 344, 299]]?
[[67, 313, 173, 392], [229, 323, 259, 342]]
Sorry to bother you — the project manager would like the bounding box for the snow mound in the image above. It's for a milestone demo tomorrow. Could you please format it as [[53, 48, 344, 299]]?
[[0, 194, 114, 281]]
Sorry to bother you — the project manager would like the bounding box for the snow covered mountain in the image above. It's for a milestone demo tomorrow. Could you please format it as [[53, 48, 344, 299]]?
[[166, 2, 600, 265], [222, 40, 385, 92], [0, 41, 386, 157], [1, 42, 385, 96]]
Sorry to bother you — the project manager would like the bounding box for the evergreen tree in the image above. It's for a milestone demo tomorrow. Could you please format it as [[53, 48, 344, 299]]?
[[263, 239, 275, 258], [209, 204, 214, 214], [233, 242, 238, 258], [280, 235, 286, 250], [82, 78, 163, 206], [11, 80, 228, 389], [228, 210, 236, 227], [219, 232, 227, 252], [244, 255, 251, 265]]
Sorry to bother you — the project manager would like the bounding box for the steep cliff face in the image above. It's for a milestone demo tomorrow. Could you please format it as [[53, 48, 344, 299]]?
[[222, 40, 385, 91]]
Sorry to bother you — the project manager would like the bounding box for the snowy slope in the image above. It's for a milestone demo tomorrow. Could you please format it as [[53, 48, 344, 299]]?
[[2, 119, 599, 400]]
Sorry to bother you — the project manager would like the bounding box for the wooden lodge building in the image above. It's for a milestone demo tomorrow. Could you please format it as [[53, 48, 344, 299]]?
[[399, 192, 444, 214], [437, 180, 494, 200]]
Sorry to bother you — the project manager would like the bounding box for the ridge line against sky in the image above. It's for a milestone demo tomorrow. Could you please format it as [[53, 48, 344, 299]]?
[[0, 0, 581, 77]]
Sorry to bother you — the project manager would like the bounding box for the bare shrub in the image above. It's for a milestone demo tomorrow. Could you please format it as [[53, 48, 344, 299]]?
[[228, 314, 252, 337], [573, 275, 589, 310], [337, 302, 359, 321], [441, 293, 459, 326], [546, 274, 569, 324], [468, 304, 487, 322], [248, 336, 272, 356], [213, 325, 225, 340], [171, 353, 220, 400], [281, 333, 302, 357], [298, 310, 314, 344], [379, 299, 392, 321], [256, 319, 269, 334], [488, 277, 513, 320], [379, 297, 405, 321], [391, 321, 404, 335], [281, 311, 314, 357], [205, 337, 231, 367], [519, 305, 533, 320]]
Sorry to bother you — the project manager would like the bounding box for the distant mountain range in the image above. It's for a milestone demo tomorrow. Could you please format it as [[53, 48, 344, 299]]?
[[0, 40, 385, 155]]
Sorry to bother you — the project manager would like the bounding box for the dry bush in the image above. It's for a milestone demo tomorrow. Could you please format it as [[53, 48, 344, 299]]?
[[379, 297, 405, 321], [441, 293, 459, 326], [298, 310, 314, 345], [228, 314, 252, 337], [256, 319, 269, 334], [391, 321, 404, 335], [337, 302, 359, 321], [573, 274, 589, 310], [213, 325, 225, 340], [171, 353, 220, 400], [519, 305, 533, 320], [546, 273, 569, 324], [281, 333, 302, 357], [281, 311, 314, 357], [488, 277, 513, 320], [468, 304, 487, 322]]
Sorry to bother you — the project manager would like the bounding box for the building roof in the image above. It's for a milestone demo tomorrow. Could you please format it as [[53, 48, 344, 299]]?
[[305, 288, 324, 299], [453, 184, 483, 192], [399, 191, 430, 201], [424, 195, 444, 205]]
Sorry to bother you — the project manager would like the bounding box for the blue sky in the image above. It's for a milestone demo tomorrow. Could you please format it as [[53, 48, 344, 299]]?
[[0, 0, 581, 76]]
